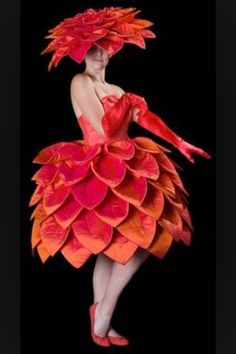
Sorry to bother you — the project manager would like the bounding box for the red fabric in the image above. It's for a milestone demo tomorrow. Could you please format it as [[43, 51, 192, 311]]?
[[29, 92, 210, 268], [41, 7, 156, 70]]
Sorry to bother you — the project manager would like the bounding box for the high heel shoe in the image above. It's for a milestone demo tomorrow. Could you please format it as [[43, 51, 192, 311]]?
[[89, 303, 111, 347], [108, 327, 129, 346]]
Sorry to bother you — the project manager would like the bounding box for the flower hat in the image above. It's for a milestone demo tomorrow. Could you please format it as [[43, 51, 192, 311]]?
[[41, 6, 156, 70]]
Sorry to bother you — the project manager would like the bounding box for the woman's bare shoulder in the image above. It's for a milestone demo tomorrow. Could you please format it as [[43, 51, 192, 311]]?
[[71, 73, 93, 84], [70, 73, 94, 94], [109, 83, 125, 95]]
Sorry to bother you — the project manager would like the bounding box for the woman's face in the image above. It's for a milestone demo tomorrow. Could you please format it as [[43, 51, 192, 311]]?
[[85, 45, 110, 70]]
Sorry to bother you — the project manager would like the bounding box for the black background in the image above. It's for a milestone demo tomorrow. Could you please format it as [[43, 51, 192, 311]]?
[[20, 1, 214, 353]]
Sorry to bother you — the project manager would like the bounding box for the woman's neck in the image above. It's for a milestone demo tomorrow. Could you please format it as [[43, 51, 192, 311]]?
[[84, 67, 106, 83]]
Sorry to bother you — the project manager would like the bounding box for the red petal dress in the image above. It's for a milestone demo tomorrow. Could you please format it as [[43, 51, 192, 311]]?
[[29, 93, 193, 268]]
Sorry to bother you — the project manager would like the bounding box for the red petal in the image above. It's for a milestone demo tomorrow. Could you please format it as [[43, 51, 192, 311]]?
[[32, 164, 58, 186], [96, 33, 124, 55], [112, 172, 147, 207], [94, 189, 129, 227], [91, 153, 126, 188], [68, 41, 92, 63], [104, 140, 135, 160], [72, 209, 113, 254], [44, 185, 70, 215], [54, 194, 83, 229], [29, 185, 45, 206], [71, 173, 108, 209], [58, 161, 90, 185]]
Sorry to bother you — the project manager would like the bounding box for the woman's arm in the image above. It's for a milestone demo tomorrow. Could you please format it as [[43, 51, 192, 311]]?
[[70, 74, 106, 137], [128, 94, 211, 163]]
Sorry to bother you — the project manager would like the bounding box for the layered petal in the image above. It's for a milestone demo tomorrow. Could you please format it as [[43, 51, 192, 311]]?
[[60, 230, 92, 268], [103, 229, 138, 264], [94, 189, 129, 227], [126, 148, 159, 180], [117, 206, 156, 248], [73, 209, 113, 254], [41, 216, 70, 256], [71, 173, 108, 209], [91, 153, 126, 188]]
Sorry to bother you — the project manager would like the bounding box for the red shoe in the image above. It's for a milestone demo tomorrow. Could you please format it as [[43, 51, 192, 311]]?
[[108, 328, 129, 346], [89, 303, 111, 347]]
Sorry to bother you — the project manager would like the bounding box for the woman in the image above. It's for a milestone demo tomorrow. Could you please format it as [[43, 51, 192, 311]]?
[[30, 7, 211, 347]]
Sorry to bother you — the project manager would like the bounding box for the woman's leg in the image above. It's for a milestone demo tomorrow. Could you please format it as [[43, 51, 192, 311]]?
[[93, 253, 122, 336], [93, 248, 150, 337], [92, 253, 113, 304]]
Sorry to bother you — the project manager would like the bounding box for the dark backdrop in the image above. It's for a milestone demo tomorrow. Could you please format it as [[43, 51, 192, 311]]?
[[21, 1, 214, 353]]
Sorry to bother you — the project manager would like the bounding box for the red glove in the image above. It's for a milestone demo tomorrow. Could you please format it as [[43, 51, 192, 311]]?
[[127, 93, 211, 163]]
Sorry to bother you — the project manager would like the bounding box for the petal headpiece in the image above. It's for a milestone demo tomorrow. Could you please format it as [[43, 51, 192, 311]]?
[[41, 7, 156, 70]]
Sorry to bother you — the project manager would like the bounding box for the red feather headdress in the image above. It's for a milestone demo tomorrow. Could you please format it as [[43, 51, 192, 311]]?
[[41, 7, 156, 71]]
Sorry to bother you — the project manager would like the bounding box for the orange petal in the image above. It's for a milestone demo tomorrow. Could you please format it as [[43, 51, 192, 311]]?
[[126, 148, 159, 180], [170, 173, 189, 196], [180, 207, 194, 231], [54, 194, 83, 229], [112, 172, 147, 207], [159, 204, 183, 242], [72, 209, 113, 254], [139, 183, 164, 219], [91, 153, 126, 187], [117, 206, 156, 248], [130, 18, 154, 29], [150, 173, 176, 196], [104, 140, 135, 160], [60, 230, 92, 268], [94, 189, 129, 227], [132, 136, 162, 153], [41, 216, 70, 255], [44, 185, 70, 215], [103, 229, 138, 264], [155, 153, 178, 174], [165, 191, 184, 212], [37, 241, 51, 263], [31, 219, 41, 254], [30, 202, 47, 222], [33, 141, 101, 164], [71, 173, 108, 209], [181, 221, 192, 245], [125, 34, 146, 49], [147, 227, 173, 259]]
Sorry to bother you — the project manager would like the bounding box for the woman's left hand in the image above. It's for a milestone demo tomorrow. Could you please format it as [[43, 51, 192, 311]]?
[[177, 138, 212, 163]]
